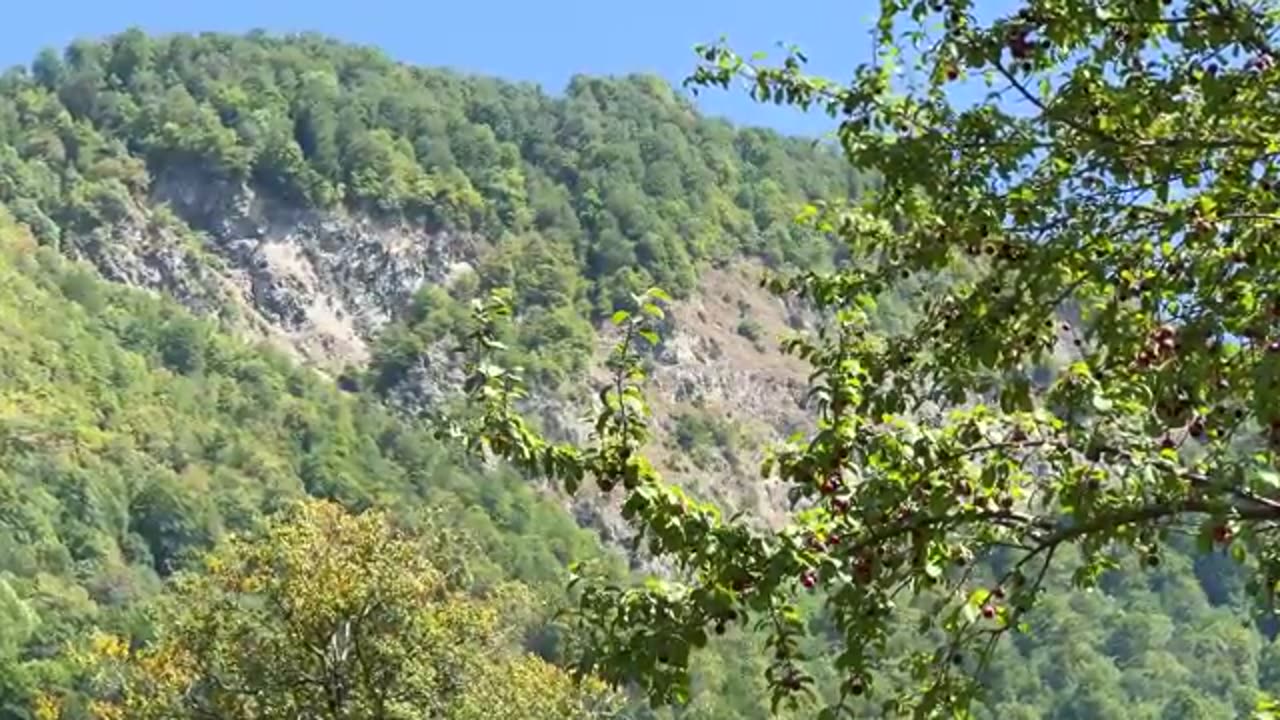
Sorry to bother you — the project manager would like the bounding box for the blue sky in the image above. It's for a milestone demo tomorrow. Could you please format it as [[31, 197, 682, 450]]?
[[0, 0, 897, 137]]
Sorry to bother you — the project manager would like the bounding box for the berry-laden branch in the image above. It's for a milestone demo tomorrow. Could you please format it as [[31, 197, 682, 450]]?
[[436, 0, 1280, 716]]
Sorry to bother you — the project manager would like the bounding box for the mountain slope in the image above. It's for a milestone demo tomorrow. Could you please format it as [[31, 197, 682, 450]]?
[[4, 202, 1278, 719], [2, 29, 1279, 720], [0, 30, 862, 348], [0, 29, 866, 537], [0, 208, 623, 709]]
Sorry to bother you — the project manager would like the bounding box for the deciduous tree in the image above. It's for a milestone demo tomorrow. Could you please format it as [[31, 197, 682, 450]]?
[[75, 500, 614, 720]]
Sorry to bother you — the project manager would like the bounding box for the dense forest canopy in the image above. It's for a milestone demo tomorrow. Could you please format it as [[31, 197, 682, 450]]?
[[0, 28, 875, 394], [0, 17, 1277, 720], [0, 29, 862, 305]]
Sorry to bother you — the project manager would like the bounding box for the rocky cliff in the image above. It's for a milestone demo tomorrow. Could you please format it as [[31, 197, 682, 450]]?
[[69, 168, 479, 367], [57, 172, 814, 549]]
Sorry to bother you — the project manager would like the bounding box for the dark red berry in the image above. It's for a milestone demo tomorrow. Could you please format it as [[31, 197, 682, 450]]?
[[1189, 419, 1206, 438]]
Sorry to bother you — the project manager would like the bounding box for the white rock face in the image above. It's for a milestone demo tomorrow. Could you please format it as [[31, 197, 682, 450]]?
[[70, 165, 477, 369]]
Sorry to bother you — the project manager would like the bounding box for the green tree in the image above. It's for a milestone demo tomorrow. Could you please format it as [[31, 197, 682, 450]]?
[[450, 1, 1280, 717], [72, 500, 615, 720]]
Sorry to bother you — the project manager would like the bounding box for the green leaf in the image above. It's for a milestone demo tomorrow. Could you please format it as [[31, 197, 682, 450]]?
[[689, 628, 708, 648]]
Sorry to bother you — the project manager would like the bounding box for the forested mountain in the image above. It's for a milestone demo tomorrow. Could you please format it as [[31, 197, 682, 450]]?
[[0, 27, 1276, 720], [0, 28, 861, 315], [0, 207, 617, 711]]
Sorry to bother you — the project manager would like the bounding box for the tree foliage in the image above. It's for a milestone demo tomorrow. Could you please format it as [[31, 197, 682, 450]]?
[[449, 0, 1280, 716], [68, 500, 616, 720]]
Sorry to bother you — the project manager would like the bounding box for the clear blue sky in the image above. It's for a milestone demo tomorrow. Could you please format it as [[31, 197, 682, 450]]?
[[0, 0, 898, 137]]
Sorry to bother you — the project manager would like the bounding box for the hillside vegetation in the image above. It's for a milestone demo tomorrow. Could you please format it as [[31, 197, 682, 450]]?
[[0, 208, 624, 710], [0, 24, 1276, 720], [0, 30, 864, 384]]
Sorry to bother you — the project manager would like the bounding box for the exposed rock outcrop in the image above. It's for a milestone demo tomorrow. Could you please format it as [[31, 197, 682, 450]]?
[[59, 173, 816, 553], [71, 166, 479, 368]]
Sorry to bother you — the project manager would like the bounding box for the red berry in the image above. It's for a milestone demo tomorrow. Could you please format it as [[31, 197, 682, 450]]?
[[981, 604, 996, 619], [801, 570, 817, 589], [1213, 524, 1233, 544]]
